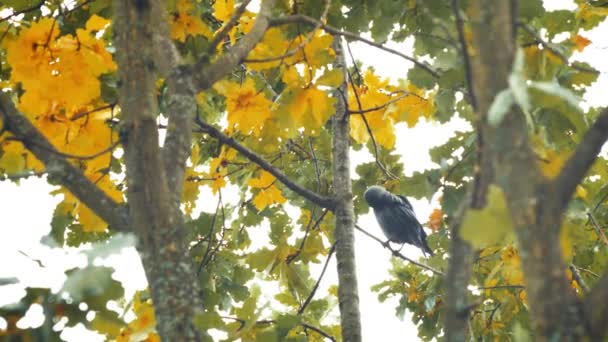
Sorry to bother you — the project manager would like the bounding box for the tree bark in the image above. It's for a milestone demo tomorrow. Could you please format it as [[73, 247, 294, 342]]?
[[331, 37, 362, 342], [113, 1, 202, 340]]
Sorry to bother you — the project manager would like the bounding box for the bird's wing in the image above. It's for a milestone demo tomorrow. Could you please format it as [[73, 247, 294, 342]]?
[[396, 195, 414, 211]]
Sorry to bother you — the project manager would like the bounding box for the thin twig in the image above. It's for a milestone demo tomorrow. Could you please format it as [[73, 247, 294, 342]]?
[[70, 103, 116, 121], [354, 224, 444, 275], [517, 21, 599, 74], [287, 209, 328, 264], [298, 242, 336, 315], [451, 0, 477, 111], [344, 66, 397, 180], [0, 0, 45, 22], [587, 212, 608, 247], [569, 263, 590, 293]]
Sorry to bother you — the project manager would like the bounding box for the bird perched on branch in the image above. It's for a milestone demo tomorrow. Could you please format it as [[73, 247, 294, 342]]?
[[364, 185, 434, 257]]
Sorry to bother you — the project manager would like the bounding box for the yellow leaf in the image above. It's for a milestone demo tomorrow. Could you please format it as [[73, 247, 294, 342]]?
[[0, 140, 26, 174], [576, 185, 587, 199], [214, 0, 235, 22], [282, 67, 303, 88], [349, 112, 396, 149], [248, 171, 286, 210], [302, 32, 335, 67], [427, 208, 443, 232], [248, 170, 275, 188], [316, 68, 344, 88], [78, 204, 107, 233], [252, 185, 287, 210], [460, 185, 514, 249], [572, 34, 591, 52], [560, 222, 575, 262], [280, 88, 335, 136], [85, 15, 111, 32], [171, 0, 213, 42], [537, 149, 566, 179], [247, 28, 290, 70]]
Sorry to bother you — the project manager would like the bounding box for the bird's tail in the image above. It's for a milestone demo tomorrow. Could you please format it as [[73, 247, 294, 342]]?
[[422, 239, 434, 257]]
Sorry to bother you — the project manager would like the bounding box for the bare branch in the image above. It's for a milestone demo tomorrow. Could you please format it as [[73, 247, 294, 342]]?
[[569, 264, 589, 293], [587, 212, 608, 247], [0, 1, 45, 23], [451, 0, 477, 110], [0, 92, 129, 231], [298, 242, 336, 315], [269, 14, 439, 78], [354, 224, 444, 276], [552, 108, 608, 216], [195, 119, 335, 209]]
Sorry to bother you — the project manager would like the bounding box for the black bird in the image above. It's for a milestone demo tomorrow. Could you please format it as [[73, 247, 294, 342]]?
[[364, 185, 434, 257]]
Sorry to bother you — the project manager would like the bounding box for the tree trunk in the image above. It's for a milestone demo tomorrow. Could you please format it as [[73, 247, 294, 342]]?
[[113, 1, 201, 339], [331, 37, 362, 342]]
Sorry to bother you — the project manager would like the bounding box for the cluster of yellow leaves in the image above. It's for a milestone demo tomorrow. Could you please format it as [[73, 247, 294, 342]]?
[[2, 16, 121, 232], [214, 78, 272, 136], [481, 245, 526, 307], [212, 0, 255, 47], [6, 16, 115, 116], [247, 29, 335, 71], [349, 70, 435, 149], [116, 292, 159, 342], [248, 170, 286, 210], [170, 0, 213, 42]]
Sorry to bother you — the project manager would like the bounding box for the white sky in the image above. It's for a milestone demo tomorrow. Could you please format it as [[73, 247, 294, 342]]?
[[2, 0, 607, 341]]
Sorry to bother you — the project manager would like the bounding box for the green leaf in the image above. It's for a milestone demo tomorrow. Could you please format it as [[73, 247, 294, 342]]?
[[460, 185, 514, 249], [61, 266, 124, 311], [529, 80, 582, 109]]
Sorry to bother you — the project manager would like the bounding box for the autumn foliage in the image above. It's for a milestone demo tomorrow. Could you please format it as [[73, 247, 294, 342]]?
[[2, 0, 608, 341]]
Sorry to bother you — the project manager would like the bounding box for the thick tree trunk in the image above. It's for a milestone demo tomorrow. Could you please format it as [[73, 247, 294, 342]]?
[[331, 37, 362, 342], [468, 1, 588, 340], [113, 1, 201, 340]]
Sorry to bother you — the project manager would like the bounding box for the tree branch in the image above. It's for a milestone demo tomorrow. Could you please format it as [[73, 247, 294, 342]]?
[[297, 242, 336, 315], [331, 37, 362, 342], [0, 92, 129, 231], [195, 119, 335, 209], [584, 270, 608, 339], [192, 0, 276, 91], [552, 108, 608, 216], [451, 0, 477, 110], [354, 224, 444, 276], [113, 0, 201, 339]]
